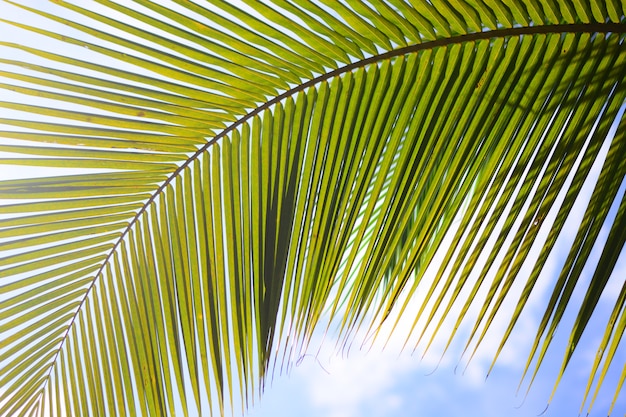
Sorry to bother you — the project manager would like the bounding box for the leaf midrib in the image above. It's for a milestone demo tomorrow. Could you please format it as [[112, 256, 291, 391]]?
[[41, 21, 626, 398]]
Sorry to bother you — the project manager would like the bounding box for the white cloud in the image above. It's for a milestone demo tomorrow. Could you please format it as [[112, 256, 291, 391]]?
[[303, 350, 406, 417]]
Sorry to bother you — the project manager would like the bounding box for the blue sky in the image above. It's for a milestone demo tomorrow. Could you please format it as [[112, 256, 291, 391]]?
[[240, 246, 626, 417]]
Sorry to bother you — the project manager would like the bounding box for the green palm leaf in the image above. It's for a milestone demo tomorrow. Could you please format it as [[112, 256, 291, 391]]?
[[0, 1, 624, 415]]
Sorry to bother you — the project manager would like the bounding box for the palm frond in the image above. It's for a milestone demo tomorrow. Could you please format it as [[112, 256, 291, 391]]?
[[0, 1, 625, 415]]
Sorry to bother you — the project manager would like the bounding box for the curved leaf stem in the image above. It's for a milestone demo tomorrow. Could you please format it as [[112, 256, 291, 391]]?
[[43, 21, 626, 394]]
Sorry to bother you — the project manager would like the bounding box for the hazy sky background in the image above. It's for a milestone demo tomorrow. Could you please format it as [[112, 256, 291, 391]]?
[[0, 2, 624, 416]]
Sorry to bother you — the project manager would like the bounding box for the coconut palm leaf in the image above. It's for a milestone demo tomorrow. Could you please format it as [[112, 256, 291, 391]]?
[[0, 1, 625, 416]]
